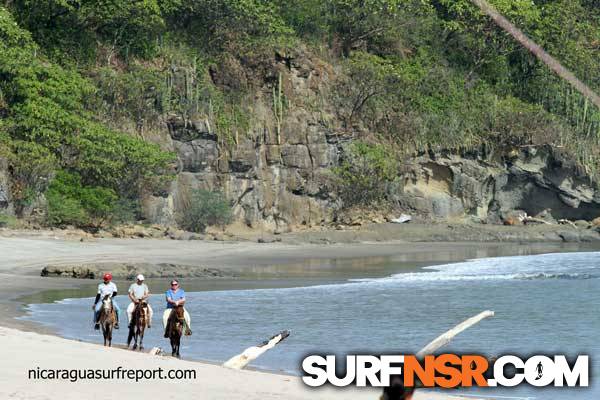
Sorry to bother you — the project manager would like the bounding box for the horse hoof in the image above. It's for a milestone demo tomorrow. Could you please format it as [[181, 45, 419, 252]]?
[[139, 346, 144, 351]]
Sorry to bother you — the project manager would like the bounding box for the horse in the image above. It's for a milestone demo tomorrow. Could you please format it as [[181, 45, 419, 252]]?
[[98, 295, 116, 347], [166, 305, 185, 358], [127, 300, 147, 351]]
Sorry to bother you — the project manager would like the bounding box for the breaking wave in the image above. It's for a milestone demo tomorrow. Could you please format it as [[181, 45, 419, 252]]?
[[351, 252, 600, 285]]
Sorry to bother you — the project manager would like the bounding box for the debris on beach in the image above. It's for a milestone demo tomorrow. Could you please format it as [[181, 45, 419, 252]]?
[[391, 214, 412, 224], [223, 330, 291, 370]]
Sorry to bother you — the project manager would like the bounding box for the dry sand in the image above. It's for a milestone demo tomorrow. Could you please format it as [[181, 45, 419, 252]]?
[[0, 326, 474, 400], [2, 233, 596, 399]]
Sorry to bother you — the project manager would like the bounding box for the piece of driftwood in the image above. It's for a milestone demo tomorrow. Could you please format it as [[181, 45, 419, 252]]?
[[391, 214, 412, 224], [416, 310, 494, 358], [523, 217, 552, 225], [223, 330, 291, 370], [558, 219, 578, 229]]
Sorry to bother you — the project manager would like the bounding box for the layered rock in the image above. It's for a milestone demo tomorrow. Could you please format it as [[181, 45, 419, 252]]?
[[143, 48, 344, 233], [395, 146, 600, 222]]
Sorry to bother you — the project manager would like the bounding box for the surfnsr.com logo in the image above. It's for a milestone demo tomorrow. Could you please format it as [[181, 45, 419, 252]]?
[[302, 354, 589, 388]]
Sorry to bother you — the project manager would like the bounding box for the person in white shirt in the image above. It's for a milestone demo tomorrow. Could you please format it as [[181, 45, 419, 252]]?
[[92, 272, 120, 329], [127, 274, 153, 328]]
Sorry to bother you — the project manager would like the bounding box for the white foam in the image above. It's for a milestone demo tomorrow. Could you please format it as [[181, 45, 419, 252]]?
[[352, 251, 600, 284]]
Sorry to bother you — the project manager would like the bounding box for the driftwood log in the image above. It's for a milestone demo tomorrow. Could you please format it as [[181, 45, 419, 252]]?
[[558, 219, 578, 229], [223, 330, 291, 370]]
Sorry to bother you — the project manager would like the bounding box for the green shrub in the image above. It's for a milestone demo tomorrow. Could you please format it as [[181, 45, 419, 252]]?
[[46, 171, 118, 228], [334, 142, 398, 207], [0, 7, 175, 205], [179, 189, 233, 233], [111, 198, 141, 225], [6, 140, 57, 214], [0, 213, 19, 228]]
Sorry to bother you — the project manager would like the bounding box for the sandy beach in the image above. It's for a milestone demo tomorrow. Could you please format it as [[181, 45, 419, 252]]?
[[2, 231, 599, 399], [0, 326, 473, 400]]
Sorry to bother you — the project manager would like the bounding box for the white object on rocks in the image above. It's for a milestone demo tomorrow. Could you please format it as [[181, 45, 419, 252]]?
[[149, 347, 164, 356], [391, 214, 412, 224]]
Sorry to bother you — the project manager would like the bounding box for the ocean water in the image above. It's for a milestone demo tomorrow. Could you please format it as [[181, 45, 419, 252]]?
[[22, 251, 600, 399]]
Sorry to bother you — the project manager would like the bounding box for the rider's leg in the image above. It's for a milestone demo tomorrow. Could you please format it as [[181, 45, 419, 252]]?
[[94, 302, 102, 329], [163, 309, 171, 338], [147, 304, 153, 328], [183, 309, 192, 335], [126, 303, 135, 328]]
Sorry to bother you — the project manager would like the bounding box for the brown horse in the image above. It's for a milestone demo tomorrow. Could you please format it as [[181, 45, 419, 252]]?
[[98, 295, 116, 347], [166, 305, 185, 358], [127, 301, 147, 351]]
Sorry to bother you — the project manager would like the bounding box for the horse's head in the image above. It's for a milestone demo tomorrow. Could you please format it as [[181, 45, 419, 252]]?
[[174, 305, 185, 319], [102, 295, 112, 312]]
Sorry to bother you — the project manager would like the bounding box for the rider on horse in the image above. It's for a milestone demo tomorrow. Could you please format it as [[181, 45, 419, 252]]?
[[127, 274, 153, 329], [163, 279, 192, 338], [93, 273, 120, 330]]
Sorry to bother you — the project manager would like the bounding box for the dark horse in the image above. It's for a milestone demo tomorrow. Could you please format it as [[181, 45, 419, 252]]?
[[127, 301, 147, 351], [98, 295, 116, 347], [166, 305, 185, 358]]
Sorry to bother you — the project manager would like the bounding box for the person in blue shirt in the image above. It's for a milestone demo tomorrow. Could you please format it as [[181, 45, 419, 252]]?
[[163, 279, 192, 337]]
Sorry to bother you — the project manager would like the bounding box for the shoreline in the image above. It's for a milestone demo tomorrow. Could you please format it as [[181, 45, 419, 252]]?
[[4, 235, 599, 332], [2, 233, 600, 399]]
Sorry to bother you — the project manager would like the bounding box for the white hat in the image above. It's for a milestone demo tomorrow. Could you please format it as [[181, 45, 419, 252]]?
[[136, 274, 145, 281]]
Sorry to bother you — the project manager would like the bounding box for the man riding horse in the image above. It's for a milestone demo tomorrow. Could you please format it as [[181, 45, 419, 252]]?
[[163, 279, 192, 338], [127, 274, 153, 329], [92, 273, 120, 330]]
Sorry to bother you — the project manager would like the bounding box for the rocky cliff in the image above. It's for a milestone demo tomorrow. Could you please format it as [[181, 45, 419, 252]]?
[[396, 145, 600, 223], [2, 48, 600, 230], [138, 48, 600, 232], [142, 48, 345, 233]]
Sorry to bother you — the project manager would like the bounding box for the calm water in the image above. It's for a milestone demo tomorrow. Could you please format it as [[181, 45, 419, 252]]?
[[22, 251, 600, 399]]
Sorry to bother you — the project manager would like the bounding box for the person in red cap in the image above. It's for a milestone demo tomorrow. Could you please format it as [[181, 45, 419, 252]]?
[[92, 272, 120, 329]]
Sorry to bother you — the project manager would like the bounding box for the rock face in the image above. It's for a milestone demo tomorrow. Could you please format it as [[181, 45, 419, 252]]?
[[143, 48, 344, 233], [395, 146, 600, 222], [141, 47, 600, 231]]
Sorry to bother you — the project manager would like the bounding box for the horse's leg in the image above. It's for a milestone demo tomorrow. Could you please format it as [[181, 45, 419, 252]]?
[[135, 330, 139, 351], [127, 326, 134, 348], [139, 327, 145, 351]]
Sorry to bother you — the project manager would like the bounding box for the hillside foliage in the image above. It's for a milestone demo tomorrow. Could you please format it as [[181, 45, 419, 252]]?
[[1, 1, 599, 224]]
